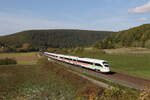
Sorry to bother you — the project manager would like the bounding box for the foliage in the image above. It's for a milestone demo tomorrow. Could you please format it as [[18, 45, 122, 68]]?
[[93, 39, 115, 49], [97, 24, 150, 48], [74, 47, 84, 53], [139, 87, 150, 100], [77, 84, 104, 100], [16, 43, 34, 52], [0, 58, 17, 65], [47, 48, 58, 53], [0, 47, 14, 53], [144, 40, 150, 48], [92, 41, 102, 49], [100, 88, 125, 100], [0, 29, 112, 51]]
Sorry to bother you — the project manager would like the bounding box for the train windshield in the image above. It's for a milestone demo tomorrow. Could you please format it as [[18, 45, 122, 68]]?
[[95, 63, 102, 67], [103, 62, 109, 67]]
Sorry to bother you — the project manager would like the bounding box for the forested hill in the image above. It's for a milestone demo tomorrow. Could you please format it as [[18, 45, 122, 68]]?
[[102, 24, 150, 48], [0, 29, 112, 49]]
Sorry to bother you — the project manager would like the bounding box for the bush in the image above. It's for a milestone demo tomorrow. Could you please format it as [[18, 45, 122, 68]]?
[[37, 57, 49, 65], [74, 47, 84, 53], [47, 48, 58, 53], [0, 58, 17, 65], [144, 40, 150, 48], [139, 87, 150, 100]]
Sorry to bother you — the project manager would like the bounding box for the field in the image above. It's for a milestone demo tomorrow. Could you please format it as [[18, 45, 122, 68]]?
[[0, 52, 38, 64], [0, 52, 149, 100], [70, 48, 150, 80], [0, 57, 140, 100], [0, 63, 91, 99], [2, 51, 148, 80]]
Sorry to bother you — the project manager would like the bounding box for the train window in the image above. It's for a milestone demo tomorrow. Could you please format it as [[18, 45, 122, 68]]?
[[104, 65, 109, 67], [103, 62, 109, 67], [95, 63, 102, 67], [64, 58, 72, 60], [77, 60, 93, 65], [103, 62, 108, 65]]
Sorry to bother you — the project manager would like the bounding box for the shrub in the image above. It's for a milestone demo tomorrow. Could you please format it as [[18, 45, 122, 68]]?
[[74, 47, 84, 53], [144, 40, 150, 48], [77, 84, 104, 100], [0, 58, 17, 65], [132, 41, 143, 47], [139, 87, 150, 100], [37, 57, 49, 65], [100, 88, 125, 100]]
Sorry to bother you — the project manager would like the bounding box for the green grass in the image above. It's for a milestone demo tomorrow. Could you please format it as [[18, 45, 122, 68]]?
[[0, 52, 37, 57], [70, 51, 150, 80]]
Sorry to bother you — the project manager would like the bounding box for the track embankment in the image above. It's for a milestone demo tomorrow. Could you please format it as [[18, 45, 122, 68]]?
[[106, 72, 150, 89], [49, 59, 150, 90]]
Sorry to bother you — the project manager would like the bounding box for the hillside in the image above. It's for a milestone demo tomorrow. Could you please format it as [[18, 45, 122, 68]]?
[[102, 24, 150, 48], [0, 29, 112, 49]]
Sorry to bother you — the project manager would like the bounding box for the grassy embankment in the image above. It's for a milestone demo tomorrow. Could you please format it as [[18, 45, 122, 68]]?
[[69, 48, 150, 80], [0, 56, 140, 100]]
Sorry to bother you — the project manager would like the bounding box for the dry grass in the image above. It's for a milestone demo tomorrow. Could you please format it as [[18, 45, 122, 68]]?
[[0, 58, 140, 100], [0, 58, 102, 100], [0, 52, 38, 65], [139, 86, 150, 100], [104, 47, 150, 54]]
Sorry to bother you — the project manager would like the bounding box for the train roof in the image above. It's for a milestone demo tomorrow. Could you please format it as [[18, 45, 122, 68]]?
[[78, 57, 106, 63], [44, 52, 107, 64]]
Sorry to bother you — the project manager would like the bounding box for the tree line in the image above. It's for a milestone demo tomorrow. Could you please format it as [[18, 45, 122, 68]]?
[[93, 24, 150, 49], [0, 29, 112, 52]]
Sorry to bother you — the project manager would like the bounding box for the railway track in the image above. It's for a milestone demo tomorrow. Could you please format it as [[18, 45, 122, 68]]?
[[49, 58, 150, 90]]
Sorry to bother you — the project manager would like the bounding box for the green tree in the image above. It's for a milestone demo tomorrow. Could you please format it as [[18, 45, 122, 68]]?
[[93, 41, 102, 49]]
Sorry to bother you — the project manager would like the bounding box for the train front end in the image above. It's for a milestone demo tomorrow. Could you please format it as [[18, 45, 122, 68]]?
[[101, 61, 110, 73]]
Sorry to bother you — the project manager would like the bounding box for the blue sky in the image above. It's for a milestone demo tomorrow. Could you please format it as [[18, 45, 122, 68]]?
[[0, 0, 150, 35]]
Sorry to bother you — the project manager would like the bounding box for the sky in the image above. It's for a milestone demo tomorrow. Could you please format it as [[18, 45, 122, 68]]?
[[0, 0, 150, 35]]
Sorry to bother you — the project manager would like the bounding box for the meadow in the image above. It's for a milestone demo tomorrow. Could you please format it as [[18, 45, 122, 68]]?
[[70, 48, 150, 80], [0, 52, 148, 100], [0, 57, 140, 100], [1, 51, 149, 80]]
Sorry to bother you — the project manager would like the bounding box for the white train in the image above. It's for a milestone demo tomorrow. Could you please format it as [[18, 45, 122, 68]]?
[[44, 52, 110, 73]]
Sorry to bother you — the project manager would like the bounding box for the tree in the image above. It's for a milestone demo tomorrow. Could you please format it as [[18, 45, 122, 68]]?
[[93, 41, 102, 49], [17, 43, 32, 52], [22, 43, 32, 50], [47, 48, 59, 53]]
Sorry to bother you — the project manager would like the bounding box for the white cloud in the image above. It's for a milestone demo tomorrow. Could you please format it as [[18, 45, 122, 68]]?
[[128, 1, 150, 13], [0, 12, 81, 35], [137, 17, 150, 21]]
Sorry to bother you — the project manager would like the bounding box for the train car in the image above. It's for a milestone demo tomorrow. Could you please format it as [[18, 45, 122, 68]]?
[[44, 52, 110, 73]]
